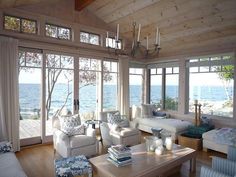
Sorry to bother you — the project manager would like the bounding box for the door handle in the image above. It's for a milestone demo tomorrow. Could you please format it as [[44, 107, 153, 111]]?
[[74, 99, 77, 111], [77, 99, 79, 110]]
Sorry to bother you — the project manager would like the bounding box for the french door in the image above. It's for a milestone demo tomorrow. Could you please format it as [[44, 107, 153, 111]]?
[[19, 48, 119, 146]]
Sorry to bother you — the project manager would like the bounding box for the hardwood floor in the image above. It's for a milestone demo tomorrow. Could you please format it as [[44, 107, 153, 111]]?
[[16, 132, 226, 177]]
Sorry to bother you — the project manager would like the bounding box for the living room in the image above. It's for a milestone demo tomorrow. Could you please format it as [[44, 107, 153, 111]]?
[[0, 0, 235, 177]]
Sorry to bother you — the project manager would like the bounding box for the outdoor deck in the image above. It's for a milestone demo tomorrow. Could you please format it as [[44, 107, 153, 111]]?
[[20, 119, 53, 139]]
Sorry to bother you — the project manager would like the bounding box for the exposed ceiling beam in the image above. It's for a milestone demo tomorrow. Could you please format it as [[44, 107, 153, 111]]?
[[75, 0, 95, 11]]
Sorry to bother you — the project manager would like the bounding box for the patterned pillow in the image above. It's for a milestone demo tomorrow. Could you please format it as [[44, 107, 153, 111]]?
[[59, 114, 84, 136], [107, 112, 122, 124], [0, 141, 13, 153]]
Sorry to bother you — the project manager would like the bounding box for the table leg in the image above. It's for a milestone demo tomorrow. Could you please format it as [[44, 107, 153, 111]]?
[[190, 157, 196, 172]]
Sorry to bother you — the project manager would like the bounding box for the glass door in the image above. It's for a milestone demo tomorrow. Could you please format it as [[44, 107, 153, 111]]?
[[78, 57, 101, 121], [45, 53, 74, 137], [19, 49, 43, 146]]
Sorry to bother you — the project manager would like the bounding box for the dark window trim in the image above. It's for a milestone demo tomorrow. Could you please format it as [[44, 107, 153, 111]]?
[[80, 31, 100, 45], [45, 23, 72, 41], [3, 14, 38, 35]]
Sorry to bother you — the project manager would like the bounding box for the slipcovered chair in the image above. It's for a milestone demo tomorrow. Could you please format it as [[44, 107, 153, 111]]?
[[228, 146, 236, 161], [212, 156, 236, 177], [200, 166, 232, 177], [52, 113, 98, 158], [99, 110, 141, 147]]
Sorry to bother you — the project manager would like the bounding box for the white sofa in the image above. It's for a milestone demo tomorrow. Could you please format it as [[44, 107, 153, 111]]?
[[132, 104, 193, 140], [0, 152, 27, 177], [203, 128, 236, 154]]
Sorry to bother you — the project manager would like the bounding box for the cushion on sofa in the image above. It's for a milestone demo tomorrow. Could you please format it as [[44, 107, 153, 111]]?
[[70, 135, 96, 148], [141, 104, 155, 118], [152, 110, 166, 117], [0, 152, 27, 177], [0, 141, 13, 153], [111, 128, 140, 137]]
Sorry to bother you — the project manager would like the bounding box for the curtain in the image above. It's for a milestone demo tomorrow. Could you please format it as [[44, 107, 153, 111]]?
[[118, 55, 130, 117], [0, 36, 20, 151]]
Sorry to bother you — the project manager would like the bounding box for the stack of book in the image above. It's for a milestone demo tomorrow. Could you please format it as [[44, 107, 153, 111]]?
[[107, 145, 132, 167]]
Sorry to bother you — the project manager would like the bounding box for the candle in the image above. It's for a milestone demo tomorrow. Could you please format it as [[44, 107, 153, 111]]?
[[155, 139, 163, 147], [155, 27, 159, 45], [165, 137, 173, 151], [155, 146, 164, 155], [116, 24, 119, 41], [137, 24, 141, 42], [194, 99, 198, 105], [122, 41, 125, 50], [158, 31, 161, 46], [106, 32, 109, 47], [146, 36, 149, 50], [150, 145, 155, 152]]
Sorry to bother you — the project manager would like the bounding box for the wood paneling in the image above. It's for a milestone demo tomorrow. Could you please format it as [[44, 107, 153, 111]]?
[[86, 0, 236, 57]]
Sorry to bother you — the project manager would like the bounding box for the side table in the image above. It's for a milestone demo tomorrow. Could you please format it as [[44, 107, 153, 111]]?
[[85, 120, 103, 145]]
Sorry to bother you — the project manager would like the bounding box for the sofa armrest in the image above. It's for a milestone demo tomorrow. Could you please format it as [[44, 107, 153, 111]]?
[[85, 127, 96, 138], [53, 128, 69, 145], [129, 119, 139, 129]]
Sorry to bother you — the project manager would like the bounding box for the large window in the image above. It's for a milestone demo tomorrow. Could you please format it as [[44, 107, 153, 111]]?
[[150, 68, 162, 109], [103, 61, 118, 111], [165, 67, 179, 111], [188, 56, 234, 118], [4, 15, 37, 34], [129, 68, 144, 106], [45, 24, 71, 40], [80, 31, 100, 45]]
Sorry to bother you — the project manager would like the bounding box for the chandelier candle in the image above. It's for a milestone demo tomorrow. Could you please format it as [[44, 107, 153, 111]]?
[[158, 31, 160, 46], [116, 24, 119, 41], [137, 24, 141, 42], [155, 27, 159, 45], [146, 35, 149, 50]]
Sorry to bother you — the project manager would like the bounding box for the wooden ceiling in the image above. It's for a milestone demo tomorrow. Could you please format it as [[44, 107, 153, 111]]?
[[87, 0, 236, 57], [0, 0, 61, 9]]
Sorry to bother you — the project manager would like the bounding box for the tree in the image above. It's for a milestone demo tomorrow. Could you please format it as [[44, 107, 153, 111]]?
[[216, 65, 234, 101], [19, 52, 112, 120]]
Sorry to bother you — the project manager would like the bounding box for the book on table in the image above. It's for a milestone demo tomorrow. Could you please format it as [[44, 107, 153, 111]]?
[[107, 145, 132, 167]]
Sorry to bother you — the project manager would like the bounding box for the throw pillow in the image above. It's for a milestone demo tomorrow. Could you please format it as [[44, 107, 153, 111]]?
[[107, 112, 122, 124], [118, 119, 130, 127], [59, 114, 84, 136], [153, 110, 166, 117], [141, 104, 155, 117], [0, 141, 13, 153]]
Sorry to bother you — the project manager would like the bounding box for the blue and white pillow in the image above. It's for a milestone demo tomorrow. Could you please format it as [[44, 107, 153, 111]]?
[[59, 114, 84, 136], [107, 112, 122, 124], [0, 141, 13, 153]]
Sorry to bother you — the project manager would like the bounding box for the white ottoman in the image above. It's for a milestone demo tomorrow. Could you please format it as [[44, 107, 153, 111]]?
[[202, 129, 228, 154]]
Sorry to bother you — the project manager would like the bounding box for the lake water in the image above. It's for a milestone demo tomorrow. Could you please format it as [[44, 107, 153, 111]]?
[[19, 84, 233, 117]]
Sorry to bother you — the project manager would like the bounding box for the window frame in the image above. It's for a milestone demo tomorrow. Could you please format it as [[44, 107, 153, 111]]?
[[187, 55, 235, 118], [80, 31, 100, 46], [3, 14, 38, 35], [45, 23, 72, 41]]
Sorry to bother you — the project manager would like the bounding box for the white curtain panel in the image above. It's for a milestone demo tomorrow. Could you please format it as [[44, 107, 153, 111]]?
[[118, 56, 129, 117], [0, 36, 20, 151]]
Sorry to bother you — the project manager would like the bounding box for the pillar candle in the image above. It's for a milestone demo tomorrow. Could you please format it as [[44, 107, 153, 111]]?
[[137, 24, 141, 42], [155, 27, 159, 45], [165, 137, 173, 151]]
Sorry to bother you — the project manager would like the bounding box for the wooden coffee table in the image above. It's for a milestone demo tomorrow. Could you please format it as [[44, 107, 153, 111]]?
[[89, 143, 197, 177]]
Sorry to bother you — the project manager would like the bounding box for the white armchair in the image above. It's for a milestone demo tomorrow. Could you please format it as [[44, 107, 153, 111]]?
[[52, 115, 98, 158], [99, 111, 141, 147]]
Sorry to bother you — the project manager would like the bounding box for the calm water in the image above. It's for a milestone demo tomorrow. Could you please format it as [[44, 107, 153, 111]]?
[[19, 84, 233, 117]]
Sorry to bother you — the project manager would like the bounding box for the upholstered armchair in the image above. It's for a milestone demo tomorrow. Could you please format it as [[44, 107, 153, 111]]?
[[52, 115, 98, 158], [99, 110, 141, 147], [212, 156, 236, 177], [200, 166, 232, 177]]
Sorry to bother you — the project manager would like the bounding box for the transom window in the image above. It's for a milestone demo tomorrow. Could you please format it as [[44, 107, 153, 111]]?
[[106, 37, 122, 49], [45, 24, 71, 40], [80, 31, 100, 45], [187, 55, 234, 118], [4, 15, 37, 34]]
